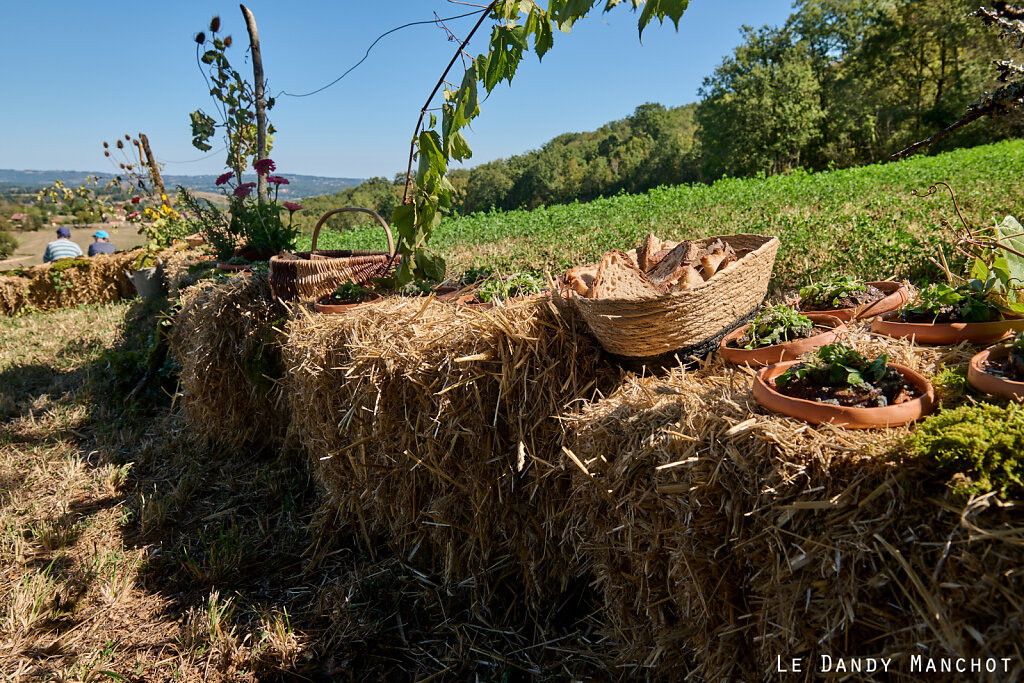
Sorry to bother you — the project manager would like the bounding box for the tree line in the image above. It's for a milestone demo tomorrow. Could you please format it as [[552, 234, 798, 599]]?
[[294, 0, 1024, 234]]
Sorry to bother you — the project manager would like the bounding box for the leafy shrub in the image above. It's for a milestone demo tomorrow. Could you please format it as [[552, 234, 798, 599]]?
[[0, 229, 17, 258], [906, 403, 1024, 497]]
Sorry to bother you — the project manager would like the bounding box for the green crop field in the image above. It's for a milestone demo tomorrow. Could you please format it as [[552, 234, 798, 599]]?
[[303, 139, 1024, 289]]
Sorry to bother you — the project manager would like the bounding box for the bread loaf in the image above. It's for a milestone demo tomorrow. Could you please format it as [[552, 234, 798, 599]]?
[[592, 249, 661, 299]]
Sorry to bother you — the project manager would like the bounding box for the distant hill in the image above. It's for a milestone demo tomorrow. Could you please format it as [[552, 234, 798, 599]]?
[[0, 169, 364, 199]]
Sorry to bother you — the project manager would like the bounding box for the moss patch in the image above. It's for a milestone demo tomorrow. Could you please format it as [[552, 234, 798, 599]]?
[[905, 402, 1024, 497]]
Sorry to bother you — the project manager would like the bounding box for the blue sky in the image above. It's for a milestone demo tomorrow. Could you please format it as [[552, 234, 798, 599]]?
[[0, 1, 794, 179]]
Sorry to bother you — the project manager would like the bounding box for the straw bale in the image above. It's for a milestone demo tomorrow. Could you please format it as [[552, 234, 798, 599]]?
[[561, 325, 1023, 678], [0, 246, 187, 315], [162, 247, 216, 296], [170, 273, 289, 451], [283, 296, 615, 610]]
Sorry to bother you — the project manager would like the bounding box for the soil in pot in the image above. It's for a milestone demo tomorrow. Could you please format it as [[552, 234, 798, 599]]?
[[796, 276, 908, 320], [720, 307, 845, 366], [752, 343, 935, 428]]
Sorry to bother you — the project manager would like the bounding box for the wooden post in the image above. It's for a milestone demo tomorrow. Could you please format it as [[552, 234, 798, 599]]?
[[138, 133, 169, 204], [241, 4, 268, 205]]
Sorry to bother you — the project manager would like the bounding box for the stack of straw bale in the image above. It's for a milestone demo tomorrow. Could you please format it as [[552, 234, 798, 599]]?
[[284, 296, 615, 611], [170, 273, 288, 451], [561, 326, 1023, 679]]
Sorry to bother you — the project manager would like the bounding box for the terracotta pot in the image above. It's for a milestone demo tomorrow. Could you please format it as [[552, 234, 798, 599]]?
[[454, 291, 549, 309], [967, 345, 1024, 400], [719, 314, 846, 366], [752, 361, 935, 428], [313, 292, 383, 314], [216, 262, 251, 273], [433, 286, 459, 298], [797, 281, 910, 321], [454, 294, 493, 310], [184, 233, 205, 248], [871, 312, 1024, 345]]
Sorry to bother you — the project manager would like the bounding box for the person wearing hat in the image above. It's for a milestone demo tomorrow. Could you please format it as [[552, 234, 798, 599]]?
[[43, 226, 83, 262], [88, 230, 116, 257]]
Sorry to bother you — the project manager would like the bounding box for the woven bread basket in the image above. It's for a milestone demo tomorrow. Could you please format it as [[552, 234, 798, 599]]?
[[559, 233, 779, 358], [269, 207, 396, 302]]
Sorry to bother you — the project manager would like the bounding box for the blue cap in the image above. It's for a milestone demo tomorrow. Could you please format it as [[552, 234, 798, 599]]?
[[93, 230, 109, 239], [56, 227, 71, 237]]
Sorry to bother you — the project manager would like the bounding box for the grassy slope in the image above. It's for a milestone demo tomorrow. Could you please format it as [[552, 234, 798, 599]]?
[[306, 139, 1024, 287]]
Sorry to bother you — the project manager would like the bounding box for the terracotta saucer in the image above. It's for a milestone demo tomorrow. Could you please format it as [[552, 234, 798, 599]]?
[[719, 314, 846, 367], [967, 345, 1024, 400], [871, 312, 1024, 345], [798, 281, 910, 321], [752, 361, 935, 428], [313, 293, 383, 314]]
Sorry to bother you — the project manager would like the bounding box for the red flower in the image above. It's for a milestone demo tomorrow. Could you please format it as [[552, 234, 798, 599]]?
[[253, 158, 276, 176], [131, 196, 141, 204], [283, 201, 302, 212], [215, 171, 235, 186], [267, 175, 289, 185], [233, 183, 257, 198]]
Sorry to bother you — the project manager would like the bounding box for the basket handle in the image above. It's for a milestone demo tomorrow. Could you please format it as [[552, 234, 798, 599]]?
[[310, 207, 396, 258]]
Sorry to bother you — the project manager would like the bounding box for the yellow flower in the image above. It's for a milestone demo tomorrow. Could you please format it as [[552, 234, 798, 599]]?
[[162, 205, 172, 214]]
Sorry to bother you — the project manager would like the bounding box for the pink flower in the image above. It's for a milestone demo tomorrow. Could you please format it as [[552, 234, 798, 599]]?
[[253, 158, 275, 176], [233, 182, 257, 198], [283, 201, 302, 212], [215, 171, 235, 186], [128, 211, 140, 219], [267, 175, 289, 185]]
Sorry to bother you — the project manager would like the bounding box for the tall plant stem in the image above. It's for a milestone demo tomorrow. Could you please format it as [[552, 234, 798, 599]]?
[[241, 4, 268, 204], [401, 1, 498, 205]]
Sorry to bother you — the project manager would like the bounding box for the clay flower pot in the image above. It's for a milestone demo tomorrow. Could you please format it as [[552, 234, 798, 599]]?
[[313, 292, 383, 314], [216, 262, 251, 273], [432, 286, 459, 299], [871, 312, 1024, 345], [967, 345, 1024, 400], [798, 281, 910, 321], [719, 314, 846, 367], [752, 361, 935, 428]]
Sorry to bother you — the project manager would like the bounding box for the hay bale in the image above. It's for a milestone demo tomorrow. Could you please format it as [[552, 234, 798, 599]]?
[[170, 273, 288, 451], [0, 246, 186, 315], [283, 296, 614, 610], [162, 248, 216, 296], [0, 275, 30, 315], [561, 326, 1023, 678]]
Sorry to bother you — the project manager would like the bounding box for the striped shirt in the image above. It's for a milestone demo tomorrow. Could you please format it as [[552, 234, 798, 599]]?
[[43, 238, 83, 262]]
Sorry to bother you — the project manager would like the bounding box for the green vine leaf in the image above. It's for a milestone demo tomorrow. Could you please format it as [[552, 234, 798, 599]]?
[[638, 0, 689, 39]]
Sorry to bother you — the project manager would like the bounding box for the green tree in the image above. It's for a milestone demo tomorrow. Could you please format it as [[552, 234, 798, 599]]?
[[697, 27, 824, 178]]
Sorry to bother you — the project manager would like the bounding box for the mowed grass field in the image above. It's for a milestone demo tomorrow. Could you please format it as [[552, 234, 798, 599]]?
[[305, 139, 1024, 288]]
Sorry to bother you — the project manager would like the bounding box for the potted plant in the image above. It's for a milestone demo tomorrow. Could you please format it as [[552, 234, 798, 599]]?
[[126, 251, 165, 298], [796, 275, 909, 321], [398, 279, 457, 299], [313, 281, 383, 314], [719, 305, 846, 366], [871, 279, 1024, 345], [216, 255, 253, 274], [455, 272, 547, 309], [968, 332, 1024, 400], [752, 343, 935, 428]]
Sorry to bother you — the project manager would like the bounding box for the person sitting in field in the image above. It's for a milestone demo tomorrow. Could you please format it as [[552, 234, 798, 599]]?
[[43, 227, 83, 262], [88, 230, 116, 257]]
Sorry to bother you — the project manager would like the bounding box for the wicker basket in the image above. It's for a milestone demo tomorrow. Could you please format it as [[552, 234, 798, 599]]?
[[269, 207, 396, 302], [557, 233, 780, 358]]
